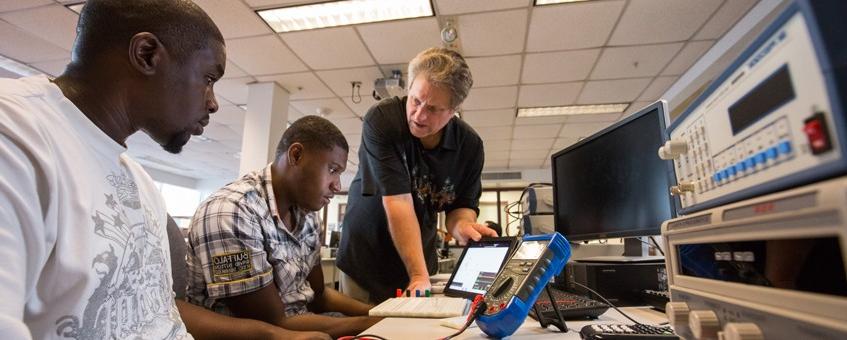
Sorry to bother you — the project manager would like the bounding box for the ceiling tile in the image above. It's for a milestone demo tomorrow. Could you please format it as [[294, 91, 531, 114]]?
[[215, 96, 234, 108], [565, 112, 621, 124], [485, 150, 511, 161], [559, 122, 608, 138], [193, 0, 271, 39], [462, 86, 517, 110], [510, 149, 548, 160], [435, 0, 530, 15], [331, 117, 364, 134], [226, 35, 308, 75], [198, 122, 241, 144], [694, 0, 758, 40], [526, 0, 625, 52], [623, 101, 654, 116], [458, 9, 527, 57], [215, 76, 254, 105], [511, 138, 554, 151], [521, 49, 600, 84], [255, 72, 335, 100], [357, 18, 442, 64], [243, 0, 321, 8], [212, 105, 247, 128], [462, 109, 515, 128], [590, 43, 683, 80], [466, 55, 521, 87], [0, 20, 68, 63], [342, 96, 379, 118], [513, 125, 561, 139], [0, 0, 51, 12], [316, 66, 384, 98], [517, 82, 582, 107], [553, 137, 579, 150], [344, 133, 362, 147], [0, 5, 77, 50], [484, 138, 511, 151], [223, 59, 248, 79], [475, 126, 513, 140], [30, 58, 69, 76], [290, 98, 356, 120], [484, 159, 509, 169], [608, 0, 723, 45], [639, 76, 677, 101], [281, 27, 374, 69], [577, 78, 651, 104], [515, 115, 568, 125], [661, 41, 714, 76]]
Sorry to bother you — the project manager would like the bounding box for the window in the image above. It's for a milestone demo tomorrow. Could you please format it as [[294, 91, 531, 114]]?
[[154, 182, 203, 229]]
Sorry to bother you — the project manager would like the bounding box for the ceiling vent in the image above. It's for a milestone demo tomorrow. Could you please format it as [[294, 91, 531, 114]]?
[[481, 171, 523, 181]]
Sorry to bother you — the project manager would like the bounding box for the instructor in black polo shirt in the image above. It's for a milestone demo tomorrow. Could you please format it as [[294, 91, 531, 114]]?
[[336, 47, 497, 304]]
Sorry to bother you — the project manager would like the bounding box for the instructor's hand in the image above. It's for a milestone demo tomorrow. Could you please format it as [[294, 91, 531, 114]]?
[[405, 275, 432, 297], [452, 221, 498, 245]]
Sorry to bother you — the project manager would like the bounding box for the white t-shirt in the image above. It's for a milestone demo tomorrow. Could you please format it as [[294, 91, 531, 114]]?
[[0, 76, 191, 339]]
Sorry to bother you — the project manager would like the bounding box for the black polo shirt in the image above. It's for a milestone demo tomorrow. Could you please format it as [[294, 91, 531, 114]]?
[[336, 96, 484, 302]]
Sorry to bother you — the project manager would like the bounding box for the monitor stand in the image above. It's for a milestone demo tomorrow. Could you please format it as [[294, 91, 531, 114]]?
[[576, 237, 665, 263]]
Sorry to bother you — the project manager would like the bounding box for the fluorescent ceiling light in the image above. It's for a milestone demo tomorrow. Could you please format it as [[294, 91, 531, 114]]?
[[67, 2, 84, 13], [257, 0, 433, 33], [535, 0, 591, 6], [0, 54, 43, 77], [517, 103, 629, 117]]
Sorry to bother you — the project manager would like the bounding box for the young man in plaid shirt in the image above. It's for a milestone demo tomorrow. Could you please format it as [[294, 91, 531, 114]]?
[[186, 116, 381, 338]]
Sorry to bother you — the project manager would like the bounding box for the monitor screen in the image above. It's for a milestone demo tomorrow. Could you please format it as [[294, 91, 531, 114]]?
[[551, 102, 676, 241]]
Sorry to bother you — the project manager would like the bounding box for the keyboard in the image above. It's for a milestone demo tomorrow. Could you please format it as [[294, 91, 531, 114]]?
[[530, 287, 609, 320], [368, 297, 470, 318], [580, 323, 678, 339]]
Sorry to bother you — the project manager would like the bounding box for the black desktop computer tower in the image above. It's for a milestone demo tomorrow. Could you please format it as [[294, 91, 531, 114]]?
[[557, 261, 667, 307]]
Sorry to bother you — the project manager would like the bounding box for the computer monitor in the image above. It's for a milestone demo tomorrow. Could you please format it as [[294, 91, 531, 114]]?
[[551, 101, 676, 242]]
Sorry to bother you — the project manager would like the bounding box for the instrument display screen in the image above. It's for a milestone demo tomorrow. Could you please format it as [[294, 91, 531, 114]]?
[[677, 236, 847, 297], [512, 241, 548, 260], [728, 64, 796, 135]]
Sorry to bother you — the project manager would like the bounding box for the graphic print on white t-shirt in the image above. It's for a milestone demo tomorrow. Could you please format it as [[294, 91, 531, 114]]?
[[55, 170, 185, 339]]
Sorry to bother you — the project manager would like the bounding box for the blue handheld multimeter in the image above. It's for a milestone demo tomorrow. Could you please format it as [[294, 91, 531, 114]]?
[[475, 232, 571, 338]]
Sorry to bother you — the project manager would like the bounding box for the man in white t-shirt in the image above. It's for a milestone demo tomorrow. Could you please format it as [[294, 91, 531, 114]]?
[[0, 1, 329, 339]]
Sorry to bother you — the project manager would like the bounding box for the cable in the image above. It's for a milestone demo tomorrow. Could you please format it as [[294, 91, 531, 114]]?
[[635, 238, 664, 256], [569, 281, 643, 325], [340, 334, 389, 340], [351, 81, 362, 104], [508, 183, 553, 236], [649, 236, 665, 256], [441, 296, 487, 340]]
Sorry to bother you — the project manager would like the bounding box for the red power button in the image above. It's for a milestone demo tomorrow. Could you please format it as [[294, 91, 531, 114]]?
[[803, 112, 833, 155]]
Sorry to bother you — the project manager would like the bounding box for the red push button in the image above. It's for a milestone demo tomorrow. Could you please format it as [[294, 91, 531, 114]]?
[[803, 113, 832, 155]]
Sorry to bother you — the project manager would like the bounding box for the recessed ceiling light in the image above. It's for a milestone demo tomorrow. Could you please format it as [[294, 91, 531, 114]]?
[[534, 0, 591, 6], [0, 54, 43, 77], [517, 103, 629, 117], [194, 135, 212, 142], [67, 2, 84, 13], [257, 0, 433, 33]]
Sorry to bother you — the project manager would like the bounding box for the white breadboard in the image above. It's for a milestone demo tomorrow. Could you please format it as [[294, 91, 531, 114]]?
[[369, 297, 470, 318]]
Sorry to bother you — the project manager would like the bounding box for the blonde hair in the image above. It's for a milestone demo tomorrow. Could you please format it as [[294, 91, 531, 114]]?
[[407, 47, 473, 109]]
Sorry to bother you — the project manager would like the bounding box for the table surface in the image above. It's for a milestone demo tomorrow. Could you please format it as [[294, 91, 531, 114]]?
[[360, 306, 668, 339]]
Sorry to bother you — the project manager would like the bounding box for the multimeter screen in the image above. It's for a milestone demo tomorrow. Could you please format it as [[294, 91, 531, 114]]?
[[512, 241, 548, 260]]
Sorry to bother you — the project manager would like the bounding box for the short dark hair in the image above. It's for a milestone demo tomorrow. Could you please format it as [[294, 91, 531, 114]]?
[[73, 0, 224, 65], [276, 116, 349, 160]]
